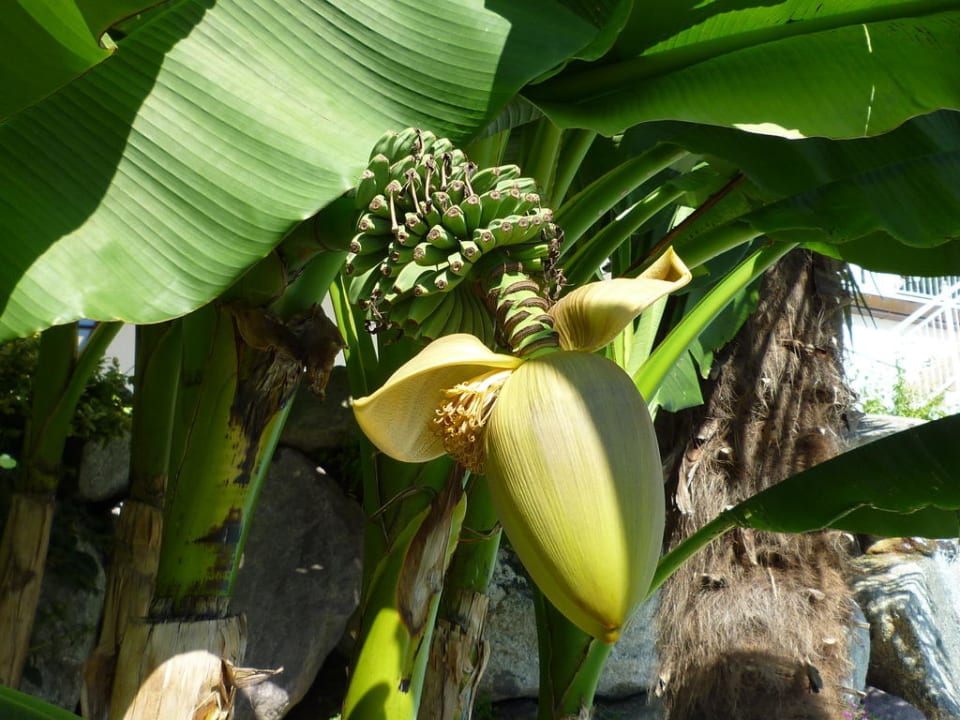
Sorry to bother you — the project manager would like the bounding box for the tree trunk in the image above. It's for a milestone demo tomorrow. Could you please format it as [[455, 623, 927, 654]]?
[[108, 615, 245, 720], [657, 250, 857, 719], [82, 499, 164, 719], [0, 492, 55, 688], [419, 591, 491, 720]]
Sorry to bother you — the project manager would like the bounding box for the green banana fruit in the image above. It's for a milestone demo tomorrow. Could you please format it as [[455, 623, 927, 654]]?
[[425, 225, 458, 250], [441, 205, 468, 238], [414, 242, 450, 267]]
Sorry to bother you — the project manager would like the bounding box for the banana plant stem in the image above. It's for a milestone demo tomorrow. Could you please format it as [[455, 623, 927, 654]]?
[[648, 511, 739, 599], [565, 183, 685, 286], [534, 590, 613, 720], [636, 241, 797, 400], [550, 129, 597, 208], [670, 218, 762, 271], [556, 144, 688, 248], [522, 118, 564, 201]]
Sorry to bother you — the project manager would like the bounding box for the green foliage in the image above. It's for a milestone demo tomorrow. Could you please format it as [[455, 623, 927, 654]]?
[[861, 363, 947, 421], [0, 335, 132, 459]]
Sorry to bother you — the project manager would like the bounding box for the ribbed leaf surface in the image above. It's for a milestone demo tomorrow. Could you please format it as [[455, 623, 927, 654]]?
[[529, 3, 960, 139], [0, 0, 595, 340]]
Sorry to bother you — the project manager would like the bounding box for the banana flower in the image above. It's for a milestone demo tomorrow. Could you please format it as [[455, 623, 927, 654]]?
[[353, 250, 691, 642]]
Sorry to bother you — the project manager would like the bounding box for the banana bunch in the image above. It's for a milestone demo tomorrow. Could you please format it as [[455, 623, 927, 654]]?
[[347, 128, 559, 345]]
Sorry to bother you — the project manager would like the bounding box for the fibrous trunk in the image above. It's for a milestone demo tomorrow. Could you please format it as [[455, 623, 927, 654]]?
[[657, 250, 856, 719], [0, 493, 55, 687]]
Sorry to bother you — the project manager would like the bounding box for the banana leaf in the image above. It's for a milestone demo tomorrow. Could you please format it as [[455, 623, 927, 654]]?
[[0, 684, 81, 720], [529, 2, 960, 139], [0, 0, 599, 341], [654, 413, 960, 594]]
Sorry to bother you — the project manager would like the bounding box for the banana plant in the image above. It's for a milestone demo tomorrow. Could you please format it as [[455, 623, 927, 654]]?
[[334, 114, 960, 719], [4, 2, 960, 718]]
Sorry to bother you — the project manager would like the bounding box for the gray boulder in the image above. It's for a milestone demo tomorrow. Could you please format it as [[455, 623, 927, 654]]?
[[279, 368, 357, 455], [77, 433, 130, 502], [230, 448, 364, 720], [851, 543, 960, 720], [22, 525, 106, 711]]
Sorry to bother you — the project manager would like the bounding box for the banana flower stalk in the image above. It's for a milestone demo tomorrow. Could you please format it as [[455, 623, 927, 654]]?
[[354, 250, 691, 642]]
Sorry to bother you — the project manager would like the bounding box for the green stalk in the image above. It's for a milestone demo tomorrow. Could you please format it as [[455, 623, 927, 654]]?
[[647, 511, 738, 599], [521, 118, 564, 201], [533, 591, 612, 720], [550, 129, 597, 208], [153, 252, 345, 618], [151, 305, 289, 617], [343, 476, 467, 720], [555, 144, 688, 247], [670, 219, 763, 271], [465, 129, 510, 169], [564, 183, 686, 286], [636, 242, 797, 401], [26, 322, 123, 488]]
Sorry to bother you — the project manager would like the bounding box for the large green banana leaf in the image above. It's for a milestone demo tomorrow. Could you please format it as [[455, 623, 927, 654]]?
[[528, 2, 960, 139], [0, 0, 598, 341], [654, 413, 960, 593], [3, 1, 960, 342], [2, 1, 169, 121], [615, 113, 960, 274], [734, 413, 960, 537]]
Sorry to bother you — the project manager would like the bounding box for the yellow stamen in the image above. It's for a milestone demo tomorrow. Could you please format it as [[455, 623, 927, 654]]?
[[432, 369, 511, 473]]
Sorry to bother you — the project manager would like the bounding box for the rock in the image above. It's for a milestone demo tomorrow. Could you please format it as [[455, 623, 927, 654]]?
[[863, 687, 929, 720], [21, 512, 107, 711], [279, 368, 357, 455], [844, 600, 871, 693], [480, 547, 659, 702], [851, 544, 960, 720], [77, 433, 130, 502], [230, 448, 364, 720]]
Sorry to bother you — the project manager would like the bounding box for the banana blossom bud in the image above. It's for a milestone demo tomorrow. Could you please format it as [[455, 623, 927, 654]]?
[[353, 249, 691, 642]]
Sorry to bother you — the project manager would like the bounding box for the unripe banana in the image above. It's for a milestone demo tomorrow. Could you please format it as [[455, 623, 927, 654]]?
[[417, 291, 458, 340], [445, 179, 466, 206], [441, 206, 468, 238], [357, 213, 394, 236], [431, 267, 466, 294], [468, 164, 521, 195], [460, 194, 482, 233], [402, 291, 448, 329], [458, 239, 482, 261], [446, 251, 471, 277], [367, 194, 392, 220], [404, 212, 429, 236], [369, 127, 420, 162], [431, 191, 452, 214], [345, 250, 385, 277], [387, 244, 416, 265], [425, 225, 458, 250], [496, 177, 539, 196], [473, 228, 496, 252], [390, 260, 436, 297], [414, 242, 449, 267], [349, 234, 390, 256]]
